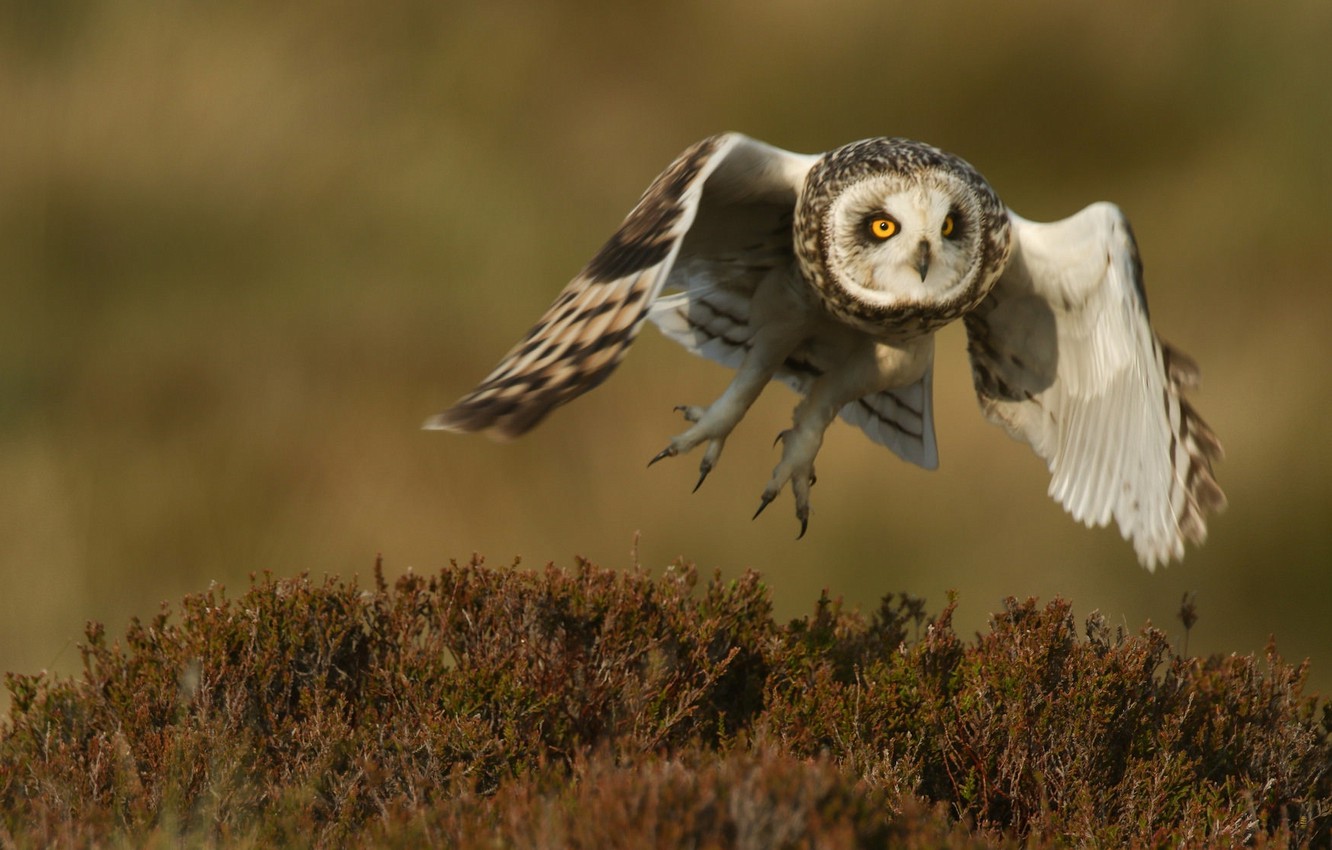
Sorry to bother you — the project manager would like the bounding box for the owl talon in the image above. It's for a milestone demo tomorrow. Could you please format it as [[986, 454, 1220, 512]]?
[[651, 399, 740, 485], [692, 438, 726, 492], [755, 422, 820, 536], [693, 460, 712, 492], [753, 491, 775, 520], [792, 473, 813, 539], [674, 405, 705, 424]]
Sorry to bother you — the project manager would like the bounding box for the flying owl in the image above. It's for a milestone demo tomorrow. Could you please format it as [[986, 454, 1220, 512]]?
[[426, 134, 1225, 569]]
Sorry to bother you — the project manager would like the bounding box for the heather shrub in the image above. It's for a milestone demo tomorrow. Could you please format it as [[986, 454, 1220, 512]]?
[[1, 559, 1328, 848]]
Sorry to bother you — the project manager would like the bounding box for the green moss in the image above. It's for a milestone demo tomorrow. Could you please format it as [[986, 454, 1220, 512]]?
[[1, 559, 1327, 848]]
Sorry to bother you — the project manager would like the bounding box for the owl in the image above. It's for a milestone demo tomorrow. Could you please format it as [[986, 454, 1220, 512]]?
[[426, 134, 1225, 569]]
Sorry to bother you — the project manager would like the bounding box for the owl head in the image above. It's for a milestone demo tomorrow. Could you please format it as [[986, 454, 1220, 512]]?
[[795, 138, 1011, 339]]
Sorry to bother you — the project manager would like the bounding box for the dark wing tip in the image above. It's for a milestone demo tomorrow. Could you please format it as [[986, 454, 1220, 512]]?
[[423, 394, 553, 442], [425, 321, 635, 442], [1167, 342, 1226, 549], [1161, 340, 1202, 390]]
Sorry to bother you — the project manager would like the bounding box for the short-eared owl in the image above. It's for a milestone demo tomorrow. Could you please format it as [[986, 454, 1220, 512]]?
[[427, 135, 1225, 568]]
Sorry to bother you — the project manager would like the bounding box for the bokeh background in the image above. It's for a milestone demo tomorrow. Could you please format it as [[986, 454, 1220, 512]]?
[[3, 2, 1330, 704]]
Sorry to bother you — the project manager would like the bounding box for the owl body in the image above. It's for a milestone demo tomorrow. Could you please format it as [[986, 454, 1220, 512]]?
[[428, 134, 1225, 569]]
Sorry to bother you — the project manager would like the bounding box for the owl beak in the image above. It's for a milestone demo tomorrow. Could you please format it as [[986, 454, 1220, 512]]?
[[915, 240, 931, 281]]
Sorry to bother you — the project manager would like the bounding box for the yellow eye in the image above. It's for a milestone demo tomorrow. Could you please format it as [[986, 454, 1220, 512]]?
[[942, 214, 956, 238], [869, 217, 898, 240]]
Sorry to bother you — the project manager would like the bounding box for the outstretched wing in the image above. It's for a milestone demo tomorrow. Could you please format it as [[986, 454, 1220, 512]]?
[[426, 133, 815, 439], [649, 287, 939, 469], [964, 203, 1225, 568]]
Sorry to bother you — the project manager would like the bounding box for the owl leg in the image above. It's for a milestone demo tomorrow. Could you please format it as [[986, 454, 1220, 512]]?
[[647, 323, 805, 489], [753, 400, 836, 538], [754, 337, 926, 537]]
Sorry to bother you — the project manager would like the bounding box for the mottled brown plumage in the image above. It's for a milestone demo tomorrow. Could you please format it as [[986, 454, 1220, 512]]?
[[426, 137, 727, 439]]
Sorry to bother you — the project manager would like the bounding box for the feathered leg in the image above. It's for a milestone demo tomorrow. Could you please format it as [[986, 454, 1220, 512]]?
[[648, 319, 807, 489], [756, 334, 935, 537]]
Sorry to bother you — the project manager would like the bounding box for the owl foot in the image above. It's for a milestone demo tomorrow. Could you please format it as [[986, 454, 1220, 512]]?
[[646, 404, 734, 492], [754, 429, 819, 539]]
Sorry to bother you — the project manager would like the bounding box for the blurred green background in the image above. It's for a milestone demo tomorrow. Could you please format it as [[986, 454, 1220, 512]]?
[[3, 1, 1330, 703]]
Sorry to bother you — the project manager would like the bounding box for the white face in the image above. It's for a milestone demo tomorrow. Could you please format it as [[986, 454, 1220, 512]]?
[[825, 174, 979, 308]]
